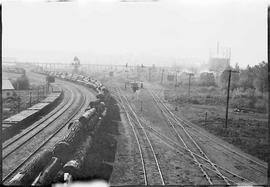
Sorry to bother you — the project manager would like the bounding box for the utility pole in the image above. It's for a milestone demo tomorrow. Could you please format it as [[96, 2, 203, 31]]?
[[187, 73, 194, 97], [43, 85, 45, 97], [37, 87, 39, 102], [17, 98, 21, 113], [148, 68, 151, 81], [175, 70, 179, 90], [161, 69, 164, 84], [225, 69, 239, 128], [29, 91, 32, 107]]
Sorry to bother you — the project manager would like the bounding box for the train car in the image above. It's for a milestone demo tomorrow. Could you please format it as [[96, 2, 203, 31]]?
[[2, 110, 39, 132], [130, 81, 139, 92]]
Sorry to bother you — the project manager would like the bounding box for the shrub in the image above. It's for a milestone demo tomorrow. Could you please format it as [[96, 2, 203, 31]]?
[[231, 97, 254, 108], [254, 99, 266, 112], [199, 72, 216, 86], [208, 86, 217, 93], [199, 87, 208, 93], [11, 75, 30, 90]]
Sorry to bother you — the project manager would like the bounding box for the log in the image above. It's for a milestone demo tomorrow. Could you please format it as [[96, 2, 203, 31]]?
[[34, 157, 62, 185], [63, 173, 73, 183], [53, 141, 71, 163], [88, 114, 99, 131], [96, 93, 105, 101], [9, 150, 53, 185], [79, 108, 96, 124], [101, 108, 107, 118], [62, 135, 92, 177], [89, 99, 101, 108], [96, 102, 105, 115], [53, 119, 89, 162]]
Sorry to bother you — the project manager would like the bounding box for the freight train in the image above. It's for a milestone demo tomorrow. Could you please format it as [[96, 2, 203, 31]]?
[[9, 70, 111, 185]]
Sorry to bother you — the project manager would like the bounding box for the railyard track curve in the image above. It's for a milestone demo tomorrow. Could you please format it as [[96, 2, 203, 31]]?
[[3, 84, 74, 158], [2, 82, 87, 184]]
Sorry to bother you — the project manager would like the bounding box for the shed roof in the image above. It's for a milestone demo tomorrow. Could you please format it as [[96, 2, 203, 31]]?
[[2, 79, 15, 90]]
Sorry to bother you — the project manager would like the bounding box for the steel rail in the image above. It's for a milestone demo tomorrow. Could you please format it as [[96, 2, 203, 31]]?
[[118, 88, 165, 185], [149, 90, 215, 184], [114, 88, 148, 185], [2, 85, 87, 184], [157, 89, 267, 170], [139, 118, 253, 184], [151, 90, 231, 185], [3, 86, 74, 158]]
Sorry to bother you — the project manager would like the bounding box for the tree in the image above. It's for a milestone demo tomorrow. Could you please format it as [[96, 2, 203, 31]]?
[[219, 65, 231, 89], [219, 64, 240, 90], [15, 74, 30, 90], [239, 65, 255, 90], [252, 61, 268, 96], [199, 72, 216, 86], [230, 63, 240, 90]]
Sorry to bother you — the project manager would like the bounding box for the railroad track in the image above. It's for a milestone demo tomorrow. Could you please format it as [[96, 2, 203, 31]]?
[[3, 84, 73, 158], [154, 89, 267, 175], [137, 118, 253, 184], [2, 83, 87, 184], [113, 88, 165, 185], [108, 87, 264, 185], [148, 89, 259, 185], [149, 89, 232, 185]]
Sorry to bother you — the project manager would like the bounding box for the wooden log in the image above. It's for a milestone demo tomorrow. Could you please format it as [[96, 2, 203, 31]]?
[[96, 102, 106, 115], [62, 135, 92, 177], [101, 108, 107, 118], [88, 114, 99, 131], [63, 173, 73, 183], [53, 118, 90, 162], [9, 150, 53, 185], [79, 108, 96, 124], [34, 157, 62, 185], [89, 99, 100, 108], [96, 93, 105, 101], [53, 141, 71, 163]]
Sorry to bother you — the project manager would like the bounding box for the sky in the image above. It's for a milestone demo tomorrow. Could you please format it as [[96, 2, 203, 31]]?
[[2, 0, 268, 68]]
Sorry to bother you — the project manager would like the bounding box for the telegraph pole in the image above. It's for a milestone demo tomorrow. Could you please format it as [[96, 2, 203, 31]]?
[[175, 70, 179, 90], [187, 73, 194, 97], [29, 91, 32, 107], [161, 69, 164, 84], [225, 69, 239, 128], [37, 87, 39, 102], [17, 98, 21, 113], [148, 68, 151, 81]]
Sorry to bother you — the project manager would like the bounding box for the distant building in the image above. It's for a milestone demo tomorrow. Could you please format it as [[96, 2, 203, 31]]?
[[2, 79, 15, 99], [208, 43, 231, 77], [208, 57, 230, 73]]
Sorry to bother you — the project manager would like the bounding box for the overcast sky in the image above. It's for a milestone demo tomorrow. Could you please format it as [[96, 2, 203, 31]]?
[[2, 0, 268, 68]]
